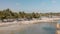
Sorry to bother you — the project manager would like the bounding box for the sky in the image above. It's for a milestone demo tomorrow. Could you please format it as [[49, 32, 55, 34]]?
[[0, 0, 60, 13]]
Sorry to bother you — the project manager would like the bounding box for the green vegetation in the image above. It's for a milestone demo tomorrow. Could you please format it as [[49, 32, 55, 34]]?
[[0, 8, 41, 20], [0, 8, 60, 20]]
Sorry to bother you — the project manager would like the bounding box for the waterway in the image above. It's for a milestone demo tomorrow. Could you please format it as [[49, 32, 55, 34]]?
[[0, 22, 56, 34]]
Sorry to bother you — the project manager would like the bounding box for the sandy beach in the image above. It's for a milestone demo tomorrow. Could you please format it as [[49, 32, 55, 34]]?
[[0, 17, 60, 26]]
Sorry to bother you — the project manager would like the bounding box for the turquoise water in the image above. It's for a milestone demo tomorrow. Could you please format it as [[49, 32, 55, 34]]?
[[0, 23, 56, 34]]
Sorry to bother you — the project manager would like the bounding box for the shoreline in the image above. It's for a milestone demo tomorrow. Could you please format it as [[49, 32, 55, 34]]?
[[0, 17, 60, 26]]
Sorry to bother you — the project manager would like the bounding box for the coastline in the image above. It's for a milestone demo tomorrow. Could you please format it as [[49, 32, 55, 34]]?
[[0, 17, 60, 26]]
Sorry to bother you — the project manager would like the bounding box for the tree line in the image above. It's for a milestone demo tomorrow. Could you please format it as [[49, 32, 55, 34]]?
[[0, 8, 40, 20], [0, 8, 60, 20]]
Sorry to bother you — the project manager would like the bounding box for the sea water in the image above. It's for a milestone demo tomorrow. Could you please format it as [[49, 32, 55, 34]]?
[[0, 22, 56, 34]]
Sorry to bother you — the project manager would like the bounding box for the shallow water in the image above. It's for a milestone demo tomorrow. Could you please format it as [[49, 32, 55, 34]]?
[[0, 22, 56, 34], [19, 23, 56, 34]]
